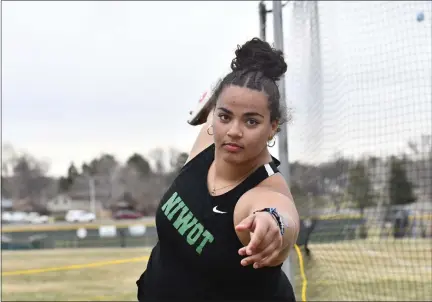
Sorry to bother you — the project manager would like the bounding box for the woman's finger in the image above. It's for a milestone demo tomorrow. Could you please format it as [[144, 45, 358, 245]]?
[[245, 220, 269, 255], [254, 248, 281, 268], [240, 238, 278, 266]]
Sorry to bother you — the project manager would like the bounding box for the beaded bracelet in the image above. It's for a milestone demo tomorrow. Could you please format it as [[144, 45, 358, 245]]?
[[253, 207, 286, 236]]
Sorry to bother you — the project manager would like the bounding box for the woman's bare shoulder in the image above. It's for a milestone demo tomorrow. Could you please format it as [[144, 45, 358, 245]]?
[[234, 174, 293, 221], [255, 173, 291, 197]]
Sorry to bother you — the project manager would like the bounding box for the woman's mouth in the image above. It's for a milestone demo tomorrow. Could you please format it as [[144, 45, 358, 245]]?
[[222, 143, 243, 153]]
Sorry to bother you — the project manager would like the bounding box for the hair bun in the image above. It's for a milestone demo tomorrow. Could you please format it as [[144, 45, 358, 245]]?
[[230, 38, 287, 81]]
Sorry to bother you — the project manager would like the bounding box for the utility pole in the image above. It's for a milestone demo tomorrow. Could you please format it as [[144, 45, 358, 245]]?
[[89, 177, 96, 216]]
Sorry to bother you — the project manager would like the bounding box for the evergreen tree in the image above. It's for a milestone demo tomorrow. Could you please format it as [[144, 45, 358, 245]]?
[[389, 156, 417, 206], [347, 161, 375, 215]]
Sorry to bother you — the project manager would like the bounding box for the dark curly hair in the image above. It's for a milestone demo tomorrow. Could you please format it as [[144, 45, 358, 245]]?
[[211, 38, 289, 130]]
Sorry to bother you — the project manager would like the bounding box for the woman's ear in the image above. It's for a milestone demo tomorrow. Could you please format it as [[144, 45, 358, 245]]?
[[271, 120, 279, 137]]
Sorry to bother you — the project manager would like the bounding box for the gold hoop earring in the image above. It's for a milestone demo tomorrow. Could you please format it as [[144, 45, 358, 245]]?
[[267, 136, 276, 147], [207, 125, 214, 136]]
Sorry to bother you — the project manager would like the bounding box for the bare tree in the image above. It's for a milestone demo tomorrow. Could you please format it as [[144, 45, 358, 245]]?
[[149, 148, 166, 174], [1, 145, 52, 211]]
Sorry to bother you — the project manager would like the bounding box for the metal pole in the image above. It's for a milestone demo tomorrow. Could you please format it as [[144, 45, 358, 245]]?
[[272, 0, 294, 288], [272, 0, 290, 185], [259, 1, 267, 41]]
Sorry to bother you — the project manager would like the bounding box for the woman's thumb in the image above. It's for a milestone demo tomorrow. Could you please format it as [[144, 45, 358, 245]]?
[[235, 215, 255, 231]]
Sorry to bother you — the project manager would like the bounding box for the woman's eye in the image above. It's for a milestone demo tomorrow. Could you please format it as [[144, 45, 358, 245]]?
[[218, 114, 230, 121], [246, 119, 258, 126]]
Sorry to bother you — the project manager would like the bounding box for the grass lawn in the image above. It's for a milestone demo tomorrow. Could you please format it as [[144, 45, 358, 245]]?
[[296, 238, 432, 301], [2, 247, 150, 301], [2, 239, 431, 301]]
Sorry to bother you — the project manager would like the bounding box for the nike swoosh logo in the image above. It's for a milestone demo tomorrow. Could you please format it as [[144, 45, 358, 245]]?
[[213, 206, 227, 214]]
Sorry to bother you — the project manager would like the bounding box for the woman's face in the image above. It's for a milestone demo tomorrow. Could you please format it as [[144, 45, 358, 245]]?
[[212, 85, 278, 165]]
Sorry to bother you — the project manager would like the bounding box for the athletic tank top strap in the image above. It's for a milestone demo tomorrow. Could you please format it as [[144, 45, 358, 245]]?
[[217, 160, 280, 199]]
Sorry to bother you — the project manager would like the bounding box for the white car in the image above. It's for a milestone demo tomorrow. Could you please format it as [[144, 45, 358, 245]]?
[[31, 215, 50, 224], [2, 211, 27, 223], [26, 212, 49, 224], [65, 210, 96, 223], [1, 211, 13, 222]]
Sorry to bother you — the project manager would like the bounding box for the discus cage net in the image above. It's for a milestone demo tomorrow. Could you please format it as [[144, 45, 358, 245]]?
[[282, 1, 432, 301]]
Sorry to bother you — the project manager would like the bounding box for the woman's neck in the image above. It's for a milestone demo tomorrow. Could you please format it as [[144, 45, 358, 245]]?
[[213, 148, 272, 182]]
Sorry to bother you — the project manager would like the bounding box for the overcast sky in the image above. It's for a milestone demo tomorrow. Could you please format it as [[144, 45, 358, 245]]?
[[3, 1, 431, 176]]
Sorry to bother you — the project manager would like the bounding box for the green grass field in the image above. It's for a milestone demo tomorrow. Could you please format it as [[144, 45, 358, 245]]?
[[296, 238, 432, 301], [2, 239, 431, 301], [2, 248, 150, 301]]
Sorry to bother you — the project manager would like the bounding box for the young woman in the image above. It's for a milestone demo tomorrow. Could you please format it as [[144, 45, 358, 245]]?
[[136, 37, 299, 301]]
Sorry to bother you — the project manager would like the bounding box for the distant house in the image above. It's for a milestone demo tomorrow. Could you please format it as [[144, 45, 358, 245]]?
[[47, 194, 102, 215], [49, 173, 116, 216], [62, 175, 116, 207]]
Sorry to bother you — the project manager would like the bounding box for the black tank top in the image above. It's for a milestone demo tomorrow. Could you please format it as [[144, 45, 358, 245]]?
[[136, 144, 295, 301]]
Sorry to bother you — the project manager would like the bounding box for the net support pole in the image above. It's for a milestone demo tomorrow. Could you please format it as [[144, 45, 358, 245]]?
[[259, 1, 267, 41], [272, 0, 295, 289]]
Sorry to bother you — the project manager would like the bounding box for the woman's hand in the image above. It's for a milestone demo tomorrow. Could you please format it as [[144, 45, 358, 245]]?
[[235, 212, 283, 269]]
